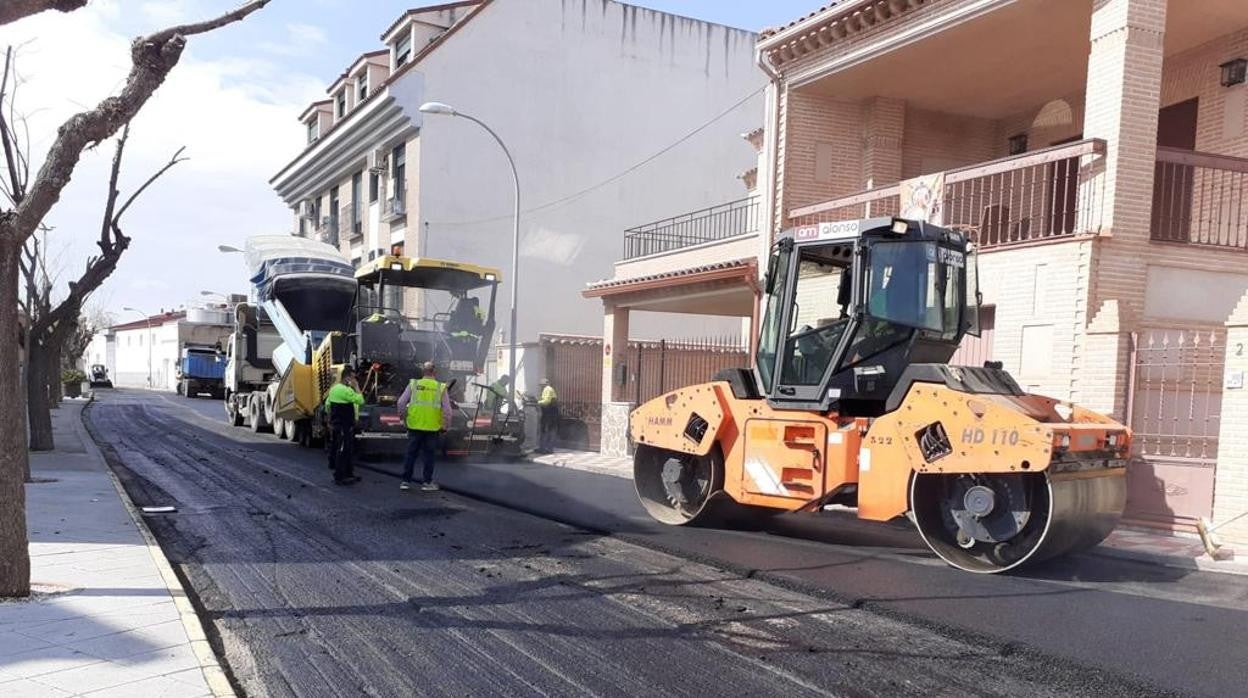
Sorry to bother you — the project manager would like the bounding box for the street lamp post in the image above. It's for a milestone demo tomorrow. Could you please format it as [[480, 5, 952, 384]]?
[[418, 101, 522, 411], [122, 306, 153, 389]]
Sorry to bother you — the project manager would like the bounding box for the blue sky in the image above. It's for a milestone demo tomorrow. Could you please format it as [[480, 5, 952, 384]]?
[[0, 0, 824, 321]]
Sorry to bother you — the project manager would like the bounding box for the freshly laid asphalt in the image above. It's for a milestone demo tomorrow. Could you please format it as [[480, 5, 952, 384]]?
[[84, 389, 1248, 697]]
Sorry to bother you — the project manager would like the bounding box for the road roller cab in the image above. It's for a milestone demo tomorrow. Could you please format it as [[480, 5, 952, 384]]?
[[629, 217, 1130, 573]]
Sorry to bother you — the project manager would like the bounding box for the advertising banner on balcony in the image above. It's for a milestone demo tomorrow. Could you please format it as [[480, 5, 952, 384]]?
[[900, 172, 945, 225]]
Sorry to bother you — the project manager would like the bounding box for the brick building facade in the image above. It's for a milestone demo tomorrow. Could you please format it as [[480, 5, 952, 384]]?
[[589, 0, 1248, 541]]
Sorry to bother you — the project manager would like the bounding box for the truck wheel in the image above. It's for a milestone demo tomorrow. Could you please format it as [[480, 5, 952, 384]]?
[[226, 394, 244, 427], [248, 398, 270, 433]]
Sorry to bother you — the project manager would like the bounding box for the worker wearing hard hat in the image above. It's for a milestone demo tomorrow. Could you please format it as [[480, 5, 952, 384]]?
[[397, 361, 451, 492], [324, 366, 364, 485]]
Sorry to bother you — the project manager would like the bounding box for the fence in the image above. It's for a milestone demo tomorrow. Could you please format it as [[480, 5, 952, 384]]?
[[623, 196, 759, 260], [1151, 147, 1248, 250], [788, 139, 1107, 250], [1125, 328, 1225, 530], [541, 335, 749, 450]]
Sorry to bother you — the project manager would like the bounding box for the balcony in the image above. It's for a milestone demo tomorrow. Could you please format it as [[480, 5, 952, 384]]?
[[1152, 148, 1248, 251], [623, 196, 759, 260], [789, 139, 1107, 250], [382, 190, 407, 222], [315, 217, 339, 247]]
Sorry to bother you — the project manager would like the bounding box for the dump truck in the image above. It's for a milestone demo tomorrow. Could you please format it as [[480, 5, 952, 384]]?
[[328, 254, 524, 459], [222, 235, 356, 438], [630, 218, 1129, 574], [176, 344, 226, 399]]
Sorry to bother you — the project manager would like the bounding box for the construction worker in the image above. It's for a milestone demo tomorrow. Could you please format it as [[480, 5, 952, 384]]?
[[535, 378, 559, 454], [397, 361, 451, 492], [484, 374, 510, 412], [324, 366, 364, 486]]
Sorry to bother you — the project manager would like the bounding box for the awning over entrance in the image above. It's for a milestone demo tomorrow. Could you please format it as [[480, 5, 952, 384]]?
[[582, 258, 758, 316]]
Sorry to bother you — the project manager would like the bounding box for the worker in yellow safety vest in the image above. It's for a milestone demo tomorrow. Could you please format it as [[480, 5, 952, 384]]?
[[324, 366, 364, 485], [396, 361, 451, 492], [535, 378, 559, 454]]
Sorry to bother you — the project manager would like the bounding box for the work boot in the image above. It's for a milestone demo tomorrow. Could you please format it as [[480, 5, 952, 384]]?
[[399, 481, 412, 491], [421, 482, 440, 492]]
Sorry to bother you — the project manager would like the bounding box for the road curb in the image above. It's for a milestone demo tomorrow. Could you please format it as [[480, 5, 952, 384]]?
[[78, 400, 238, 698], [1088, 545, 1248, 577]]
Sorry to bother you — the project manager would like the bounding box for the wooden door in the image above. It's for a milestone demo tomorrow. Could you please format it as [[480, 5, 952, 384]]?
[[1152, 98, 1199, 242]]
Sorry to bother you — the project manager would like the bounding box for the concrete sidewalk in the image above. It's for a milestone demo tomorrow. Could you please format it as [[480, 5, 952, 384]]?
[[0, 399, 228, 697], [531, 448, 1248, 575]]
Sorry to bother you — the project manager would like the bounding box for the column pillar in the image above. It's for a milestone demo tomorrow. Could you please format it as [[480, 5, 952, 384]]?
[[1080, 300, 1134, 421], [1082, 0, 1167, 243], [600, 302, 632, 457], [862, 97, 905, 189], [1211, 292, 1248, 546]]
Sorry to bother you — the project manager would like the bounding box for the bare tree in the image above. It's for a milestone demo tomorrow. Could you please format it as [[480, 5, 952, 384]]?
[[0, 0, 272, 598], [22, 124, 187, 451]]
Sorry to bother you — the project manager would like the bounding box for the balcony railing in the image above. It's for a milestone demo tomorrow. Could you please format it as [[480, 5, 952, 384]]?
[[383, 191, 407, 221], [623, 196, 759, 260], [316, 217, 339, 247], [789, 138, 1107, 250], [1152, 147, 1248, 250]]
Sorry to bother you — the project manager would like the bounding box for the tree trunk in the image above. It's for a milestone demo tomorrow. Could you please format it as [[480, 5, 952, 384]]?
[[26, 339, 53, 452], [47, 343, 62, 408], [0, 233, 32, 597]]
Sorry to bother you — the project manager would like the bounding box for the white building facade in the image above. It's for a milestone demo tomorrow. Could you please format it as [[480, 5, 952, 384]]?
[[87, 308, 233, 391], [270, 0, 765, 342]]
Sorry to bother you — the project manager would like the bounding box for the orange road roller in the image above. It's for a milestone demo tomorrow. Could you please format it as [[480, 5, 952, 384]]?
[[630, 218, 1128, 573]]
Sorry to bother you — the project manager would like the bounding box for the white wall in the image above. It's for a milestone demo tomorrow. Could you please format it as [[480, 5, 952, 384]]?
[[409, 0, 765, 341], [110, 323, 181, 390]]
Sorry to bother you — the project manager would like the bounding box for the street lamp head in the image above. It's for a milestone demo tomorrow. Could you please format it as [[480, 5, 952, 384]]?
[[419, 101, 458, 117], [123, 306, 139, 313], [217, 244, 243, 254]]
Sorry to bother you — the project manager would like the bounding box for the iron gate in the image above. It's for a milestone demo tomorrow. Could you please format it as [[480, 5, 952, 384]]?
[[1126, 328, 1224, 531], [541, 335, 749, 451]]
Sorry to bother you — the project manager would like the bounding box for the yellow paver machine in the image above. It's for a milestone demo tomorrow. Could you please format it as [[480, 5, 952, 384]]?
[[630, 218, 1128, 573]]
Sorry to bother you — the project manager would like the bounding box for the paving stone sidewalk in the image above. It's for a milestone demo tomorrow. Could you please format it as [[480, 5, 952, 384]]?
[[529, 447, 1248, 575], [0, 399, 227, 698]]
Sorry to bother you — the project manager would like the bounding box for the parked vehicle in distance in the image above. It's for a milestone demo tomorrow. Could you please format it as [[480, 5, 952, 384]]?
[[176, 344, 226, 399], [88, 364, 113, 389]]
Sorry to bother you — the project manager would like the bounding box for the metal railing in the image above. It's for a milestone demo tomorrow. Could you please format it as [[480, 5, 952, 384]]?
[[1152, 147, 1248, 250], [316, 217, 339, 247], [789, 139, 1107, 250], [383, 190, 407, 221], [623, 196, 759, 260]]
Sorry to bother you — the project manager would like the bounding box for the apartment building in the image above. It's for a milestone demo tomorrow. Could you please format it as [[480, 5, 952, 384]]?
[[270, 0, 765, 344], [586, 0, 1248, 540]]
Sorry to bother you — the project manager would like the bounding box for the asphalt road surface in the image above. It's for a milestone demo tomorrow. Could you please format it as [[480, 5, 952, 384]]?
[[84, 389, 1248, 697]]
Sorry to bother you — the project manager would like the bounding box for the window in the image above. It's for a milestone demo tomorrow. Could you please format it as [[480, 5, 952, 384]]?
[[369, 171, 379, 203], [335, 91, 346, 119], [351, 172, 362, 235], [779, 257, 851, 386], [329, 187, 340, 233], [755, 246, 792, 393], [395, 33, 412, 67], [357, 73, 368, 102], [391, 144, 406, 197], [313, 195, 322, 227], [865, 241, 962, 340], [306, 119, 318, 144]]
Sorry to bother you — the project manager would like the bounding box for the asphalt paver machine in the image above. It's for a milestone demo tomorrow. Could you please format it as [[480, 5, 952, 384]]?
[[629, 217, 1129, 573], [326, 254, 525, 459]]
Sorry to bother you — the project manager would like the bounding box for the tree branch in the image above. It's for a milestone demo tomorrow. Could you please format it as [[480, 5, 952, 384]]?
[[0, 47, 25, 205], [0, 0, 87, 28], [34, 134, 186, 337], [6, 0, 271, 242]]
